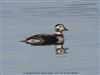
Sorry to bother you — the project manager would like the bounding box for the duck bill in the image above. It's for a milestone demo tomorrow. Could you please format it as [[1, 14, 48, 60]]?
[[64, 27, 68, 31]]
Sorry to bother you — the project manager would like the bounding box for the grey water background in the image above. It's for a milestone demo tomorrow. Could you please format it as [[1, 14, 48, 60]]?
[[1, 0, 99, 74]]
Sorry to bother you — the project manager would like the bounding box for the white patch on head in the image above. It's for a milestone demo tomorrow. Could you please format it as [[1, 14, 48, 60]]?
[[27, 39, 40, 43], [55, 24, 65, 32], [56, 26, 60, 29]]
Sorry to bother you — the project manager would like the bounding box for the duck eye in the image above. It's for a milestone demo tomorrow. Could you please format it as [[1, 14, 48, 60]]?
[[59, 26, 62, 27]]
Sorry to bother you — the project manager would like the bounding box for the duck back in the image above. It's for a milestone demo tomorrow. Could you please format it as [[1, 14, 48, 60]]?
[[25, 34, 63, 45]]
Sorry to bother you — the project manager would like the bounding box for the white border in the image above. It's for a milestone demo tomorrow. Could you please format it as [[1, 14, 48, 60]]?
[[1, 1, 70, 2], [0, 0, 2, 75], [98, 0, 100, 74], [0, 0, 99, 75]]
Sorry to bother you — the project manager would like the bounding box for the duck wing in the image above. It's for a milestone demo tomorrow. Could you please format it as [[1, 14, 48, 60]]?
[[38, 34, 58, 45], [25, 34, 58, 45]]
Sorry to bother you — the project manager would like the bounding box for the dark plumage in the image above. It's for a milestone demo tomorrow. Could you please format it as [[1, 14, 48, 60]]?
[[21, 34, 64, 45]]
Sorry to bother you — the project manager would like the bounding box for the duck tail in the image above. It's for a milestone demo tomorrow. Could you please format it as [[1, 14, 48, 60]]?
[[20, 40, 26, 42]]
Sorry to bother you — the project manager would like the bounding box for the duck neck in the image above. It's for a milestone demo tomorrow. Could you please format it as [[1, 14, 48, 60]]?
[[55, 31, 63, 35]]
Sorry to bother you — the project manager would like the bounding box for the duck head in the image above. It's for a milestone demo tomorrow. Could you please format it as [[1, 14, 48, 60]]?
[[54, 24, 68, 34]]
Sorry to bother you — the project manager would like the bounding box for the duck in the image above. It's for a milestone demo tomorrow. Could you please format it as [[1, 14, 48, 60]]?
[[21, 24, 69, 54]]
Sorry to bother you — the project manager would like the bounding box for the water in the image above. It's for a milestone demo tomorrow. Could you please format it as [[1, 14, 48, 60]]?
[[1, 0, 99, 74]]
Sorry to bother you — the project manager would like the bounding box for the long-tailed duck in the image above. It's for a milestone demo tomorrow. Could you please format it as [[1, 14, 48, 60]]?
[[21, 24, 69, 54]]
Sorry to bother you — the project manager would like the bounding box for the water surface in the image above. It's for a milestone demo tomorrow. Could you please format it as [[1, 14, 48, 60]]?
[[1, 0, 99, 74]]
